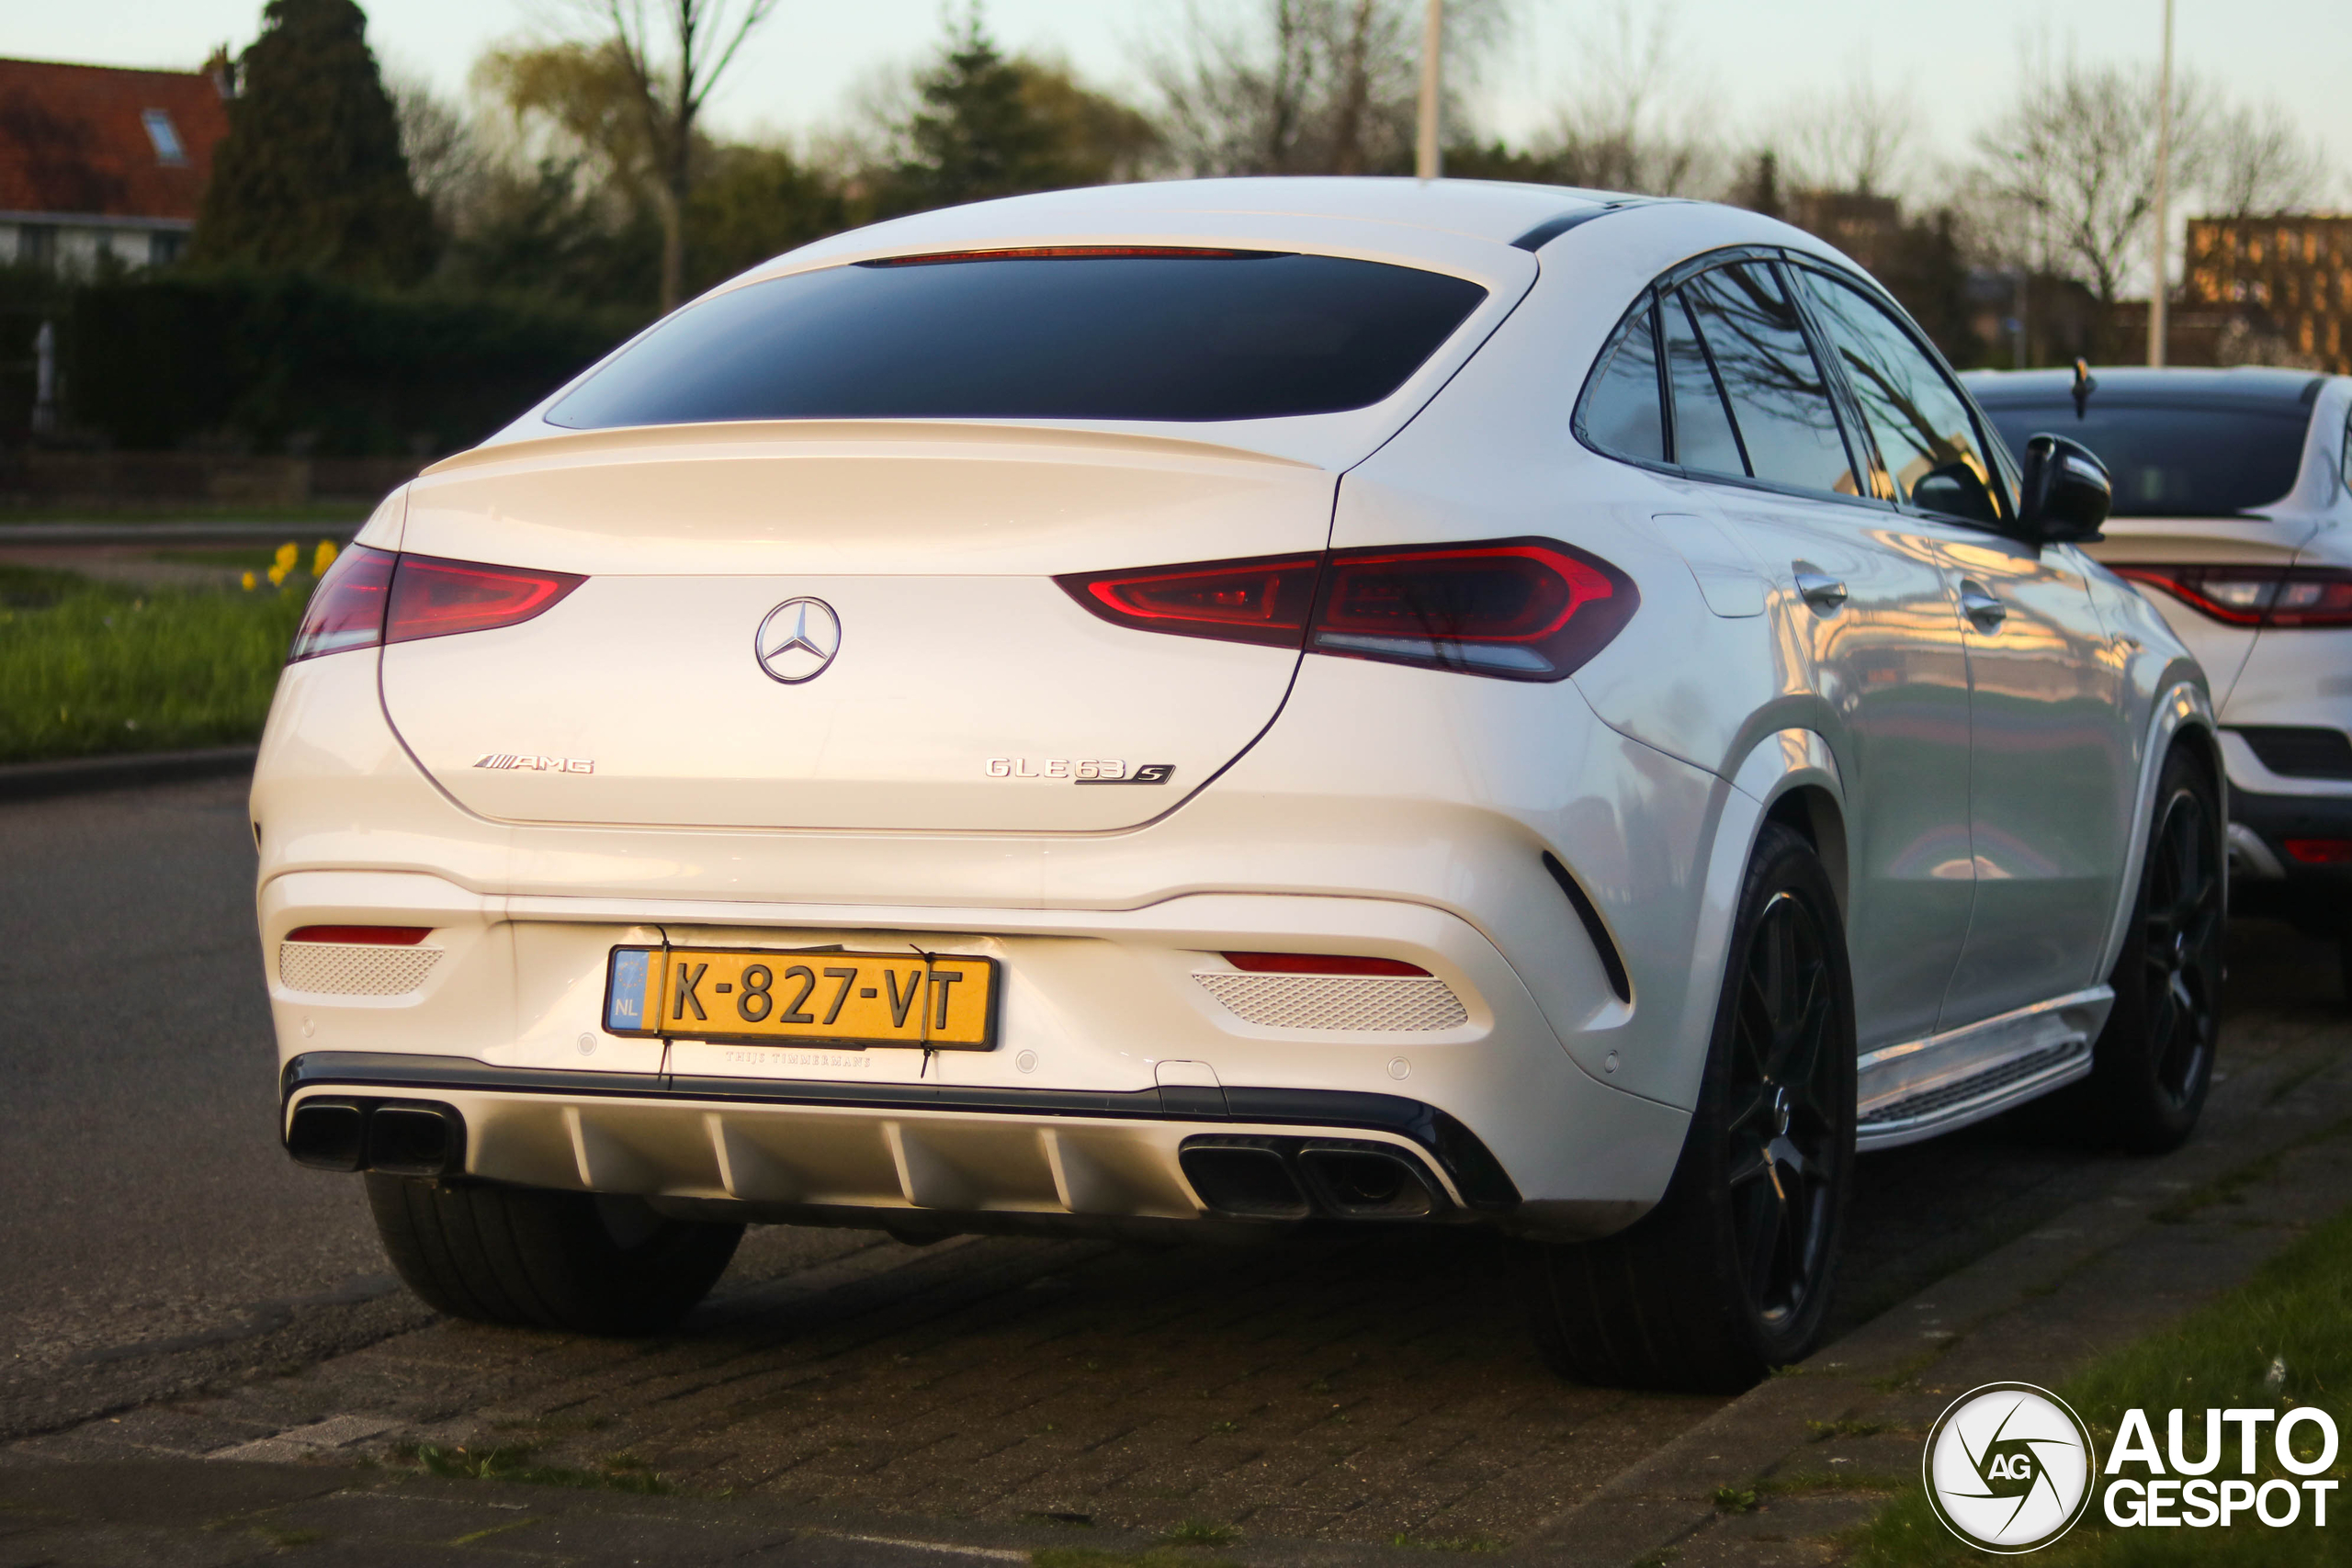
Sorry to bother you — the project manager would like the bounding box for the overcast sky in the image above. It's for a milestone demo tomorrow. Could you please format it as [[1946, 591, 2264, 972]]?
[[21, 0, 2351, 202]]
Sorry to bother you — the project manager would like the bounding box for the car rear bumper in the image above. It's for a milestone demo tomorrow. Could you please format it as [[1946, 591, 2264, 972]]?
[[2231, 784, 2352, 932], [281, 1050, 1553, 1235]]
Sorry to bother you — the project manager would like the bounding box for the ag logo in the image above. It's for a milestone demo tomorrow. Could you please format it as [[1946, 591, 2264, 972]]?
[[1924, 1382, 2098, 1552]]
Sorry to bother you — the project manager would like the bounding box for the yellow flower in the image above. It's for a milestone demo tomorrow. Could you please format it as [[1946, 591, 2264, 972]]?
[[269, 541, 298, 587], [312, 540, 339, 576], [242, 570, 257, 591]]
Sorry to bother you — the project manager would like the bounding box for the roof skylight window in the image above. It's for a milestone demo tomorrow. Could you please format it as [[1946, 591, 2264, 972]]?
[[142, 109, 187, 166]]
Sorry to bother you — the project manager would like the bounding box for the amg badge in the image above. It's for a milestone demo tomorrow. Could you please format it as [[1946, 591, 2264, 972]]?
[[473, 753, 594, 773]]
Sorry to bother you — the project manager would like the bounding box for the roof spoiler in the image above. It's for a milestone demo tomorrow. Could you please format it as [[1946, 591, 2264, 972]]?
[[1511, 198, 1655, 253]]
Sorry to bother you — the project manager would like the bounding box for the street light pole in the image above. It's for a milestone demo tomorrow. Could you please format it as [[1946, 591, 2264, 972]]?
[[2149, 0, 2175, 367], [1417, 0, 1443, 180]]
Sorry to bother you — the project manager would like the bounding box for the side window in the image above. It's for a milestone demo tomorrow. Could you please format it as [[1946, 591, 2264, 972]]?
[[1796, 267, 2003, 524], [1577, 299, 1667, 463], [1662, 289, 1747, 478], [1680, 262, 1860, 496]]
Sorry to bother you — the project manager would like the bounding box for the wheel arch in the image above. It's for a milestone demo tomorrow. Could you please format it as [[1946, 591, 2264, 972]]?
[[1664, 729, 1850, 1113], [2094, 680, 2225, 983]]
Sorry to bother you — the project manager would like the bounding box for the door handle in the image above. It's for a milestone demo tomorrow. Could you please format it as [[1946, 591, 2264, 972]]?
[[1793, 569, 1848, 610], [1959, 581, 2007, 627]]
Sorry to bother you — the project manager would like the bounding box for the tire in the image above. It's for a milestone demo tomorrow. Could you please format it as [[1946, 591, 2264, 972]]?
[[367, 1175, 742, 1336], [1520, 821, 1857, 1393], [2081, 746, 2223, 1154]]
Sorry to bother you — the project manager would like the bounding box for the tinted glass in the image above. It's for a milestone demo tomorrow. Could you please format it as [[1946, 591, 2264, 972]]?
[[1681, 263, 1858, 495], [548, 252, 1490, 427], [1796, 268, 2001, 523], [1664, 291, 1746, 477], [1975, 401, 2311, 516], [1579, 300, 1666, 462]]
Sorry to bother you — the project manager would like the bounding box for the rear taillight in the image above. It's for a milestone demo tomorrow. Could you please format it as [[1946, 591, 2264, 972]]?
[[1069, 553, 1320, 648], [388, 556, 585, 643], [2117, 565, 2352, 629], [288, 548, 584, 662], [2284, 839, 2352, 866], [1059, 537, 1638, 682], [1222, 952, 1431, 976], [288, 543, 395, 661]]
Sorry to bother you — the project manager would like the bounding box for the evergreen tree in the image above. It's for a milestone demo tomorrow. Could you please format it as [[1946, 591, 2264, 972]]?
[[192, 0, 435, 284], [883, 14, 1065, 216]]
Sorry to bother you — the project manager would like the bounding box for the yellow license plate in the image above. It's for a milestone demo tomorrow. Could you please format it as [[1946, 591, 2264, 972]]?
[[604, 947, 997, 1049]]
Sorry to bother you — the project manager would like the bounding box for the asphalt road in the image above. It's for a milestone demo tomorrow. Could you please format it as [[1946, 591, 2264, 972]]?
[[3, 773, 2345, 1504]]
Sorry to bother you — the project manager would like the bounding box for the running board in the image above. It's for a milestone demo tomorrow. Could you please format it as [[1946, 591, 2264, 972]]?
[[1855, 986, 2112, 1151]]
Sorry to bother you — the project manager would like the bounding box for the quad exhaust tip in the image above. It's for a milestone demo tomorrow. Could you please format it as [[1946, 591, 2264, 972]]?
[[1179, 1136, 1443, 1221], [287, 1098, 465, 1178]]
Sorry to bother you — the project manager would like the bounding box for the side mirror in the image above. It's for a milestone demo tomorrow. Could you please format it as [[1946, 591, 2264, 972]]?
[[2017, 434, 2110, 545]]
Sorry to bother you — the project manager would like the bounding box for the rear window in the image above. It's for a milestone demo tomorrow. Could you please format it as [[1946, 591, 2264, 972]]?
[[1976, 401, 2311, 517], [546, 250, 1490, 428]]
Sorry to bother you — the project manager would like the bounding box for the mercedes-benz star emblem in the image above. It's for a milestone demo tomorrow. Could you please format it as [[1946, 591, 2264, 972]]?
[[754, 597, 842, 683]]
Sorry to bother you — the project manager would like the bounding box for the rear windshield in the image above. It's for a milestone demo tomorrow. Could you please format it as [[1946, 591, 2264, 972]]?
[[546, 250, 1490, 428], [1976, 400, 2310, 516]]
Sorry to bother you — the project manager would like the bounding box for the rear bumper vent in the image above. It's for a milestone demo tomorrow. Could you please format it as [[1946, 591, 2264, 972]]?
[[1193, 972, 1466, 1031], [2234, 726, 2352, 781], [278, 942, 443, 996]]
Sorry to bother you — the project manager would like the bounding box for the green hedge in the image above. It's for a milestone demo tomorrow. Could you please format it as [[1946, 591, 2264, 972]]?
[[68, 272, 640, 457]]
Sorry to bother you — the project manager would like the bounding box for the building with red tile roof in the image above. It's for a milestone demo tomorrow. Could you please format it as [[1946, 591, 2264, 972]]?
[[0, 55, 232, 271]]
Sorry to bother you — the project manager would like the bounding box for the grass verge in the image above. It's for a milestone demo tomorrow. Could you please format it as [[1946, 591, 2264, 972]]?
[[1846, 1201, 2352, 1566], [0, 564, 308, 763]]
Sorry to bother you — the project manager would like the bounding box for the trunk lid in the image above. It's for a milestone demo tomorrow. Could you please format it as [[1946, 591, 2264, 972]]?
[[380, 423, 1331, 833]]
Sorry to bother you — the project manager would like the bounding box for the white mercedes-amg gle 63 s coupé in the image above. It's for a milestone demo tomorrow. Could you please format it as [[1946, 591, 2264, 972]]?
[[260, 179, 2222, 1390]]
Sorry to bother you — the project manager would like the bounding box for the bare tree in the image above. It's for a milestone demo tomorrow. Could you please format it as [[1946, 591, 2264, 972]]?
[[387, 73, 491, 226], [556, 0, 782, 311], [1141, 0, 1508, 177], [1972, 56, 2206, 312], [2204, 100, 2334, 218], [1537, 0, 1719, 197], [1770, 62, 1917, 197]]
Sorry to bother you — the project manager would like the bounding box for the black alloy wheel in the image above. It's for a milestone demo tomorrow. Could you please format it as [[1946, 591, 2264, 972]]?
[[2082, 747, 2223, 1154], [1724, 889, 1842, 1334], [1520, 821, 1855, 1392], [2139, 788, 2222, 1112]]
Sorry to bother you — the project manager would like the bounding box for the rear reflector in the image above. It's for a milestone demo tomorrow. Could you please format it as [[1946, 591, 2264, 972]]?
[[285, 926, 433, 945], [1222, 952, 1431, 976], [2116, 565, 2352, 628], [2283, 838, 2352, 865], [1059, 536, 1639, 681]]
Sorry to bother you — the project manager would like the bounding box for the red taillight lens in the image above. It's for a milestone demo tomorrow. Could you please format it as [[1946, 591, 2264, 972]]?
[[1064, 553, 1321, 648], [288, 543, 396, 661], [2283, 838, 2352, 865], [1312, 540, 1634, 679], [1222, 952, 1431, 976], [289, 549, 584, 661], [1058, 537, 1638, 681], [284, 925, 432, 944], [388, 555, 585, 643], [2117, 565, 2352, 628]]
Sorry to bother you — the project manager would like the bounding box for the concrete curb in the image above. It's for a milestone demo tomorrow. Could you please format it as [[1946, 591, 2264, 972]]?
[[0, 746, 257, 803]]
